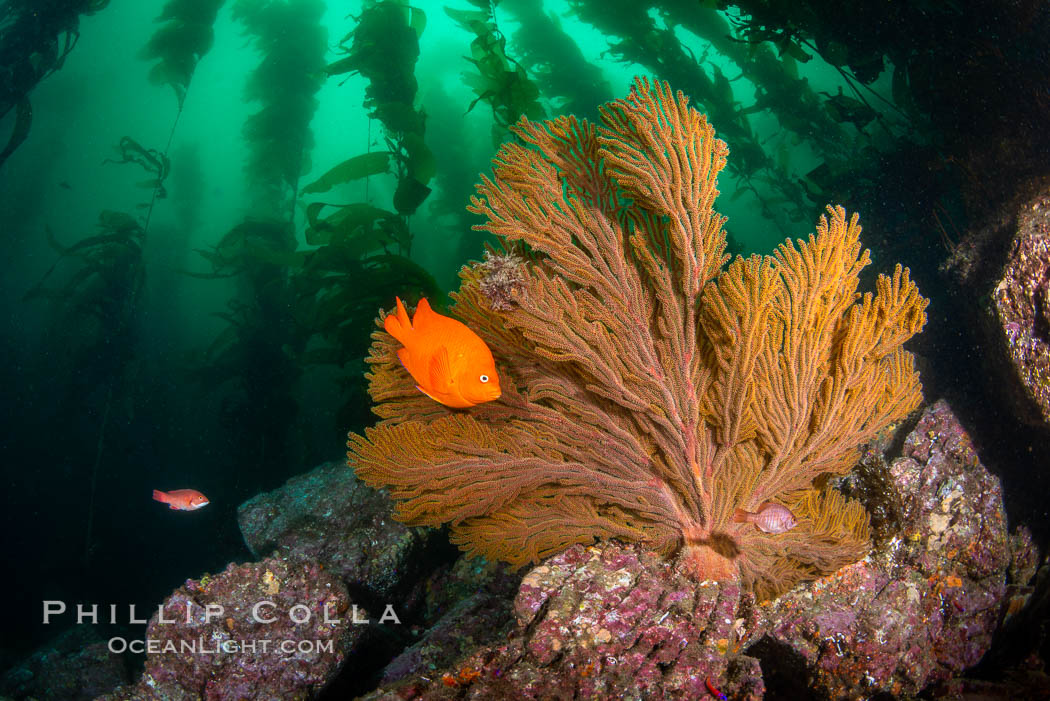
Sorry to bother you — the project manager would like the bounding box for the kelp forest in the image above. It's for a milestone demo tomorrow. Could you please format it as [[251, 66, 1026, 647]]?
[[1, 0, 1049, 681]]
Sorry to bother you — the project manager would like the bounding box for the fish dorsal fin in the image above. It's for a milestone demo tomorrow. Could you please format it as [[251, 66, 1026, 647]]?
[[412, 297, 472, 353], [409, 295, 451, 340], [428, 346, 453, 390]]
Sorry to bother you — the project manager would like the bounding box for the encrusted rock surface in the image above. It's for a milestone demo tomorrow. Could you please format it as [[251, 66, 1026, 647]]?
[[238, 461, 446, 602], [100, 556, 360, 700], [993, 192, 1050, 427], [0, 626, 127, 700], [366, 543, 765, 701], [944, 182, 1050, 432], [360, 401, 1031, 699], [378, 557, 520, 686], [755, 400, 1022, 698]]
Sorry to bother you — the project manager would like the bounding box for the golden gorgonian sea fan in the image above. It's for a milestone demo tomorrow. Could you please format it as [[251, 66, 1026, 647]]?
[[347, 77, 927, 599]]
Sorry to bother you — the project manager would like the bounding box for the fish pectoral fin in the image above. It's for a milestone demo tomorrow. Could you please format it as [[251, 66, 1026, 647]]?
[[428, 347, 453, 390]]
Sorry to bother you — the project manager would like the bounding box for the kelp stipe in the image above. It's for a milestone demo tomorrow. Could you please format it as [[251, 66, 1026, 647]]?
[[498, 0, 612, 118], [137, 0, 225, 233], [25, 210, 146, 565], [445, 0, 545, 147], [299, 0, 442, 428], [233, 0, 327, 220], [324, 0, 433, 235], [140, 0, 226, 110], [19, 0, 217, 552]]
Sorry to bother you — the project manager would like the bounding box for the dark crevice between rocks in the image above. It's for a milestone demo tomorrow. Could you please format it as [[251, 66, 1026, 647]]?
[[963, 560, 1050, 686], [344, 528, 461, 614], [623, 625, 668, 680], [932, 184, 1050, 557], [747, 634, 820, 701], [319, 622, 409, 699], [318, 534, 462, 699], [520, 590, 556, 642], [885, 408, 922, 464], [648, 638, 675, 681], [338, 553, 523, 698], [914, 262, 1050, 558], [830, 421, 911, 547]]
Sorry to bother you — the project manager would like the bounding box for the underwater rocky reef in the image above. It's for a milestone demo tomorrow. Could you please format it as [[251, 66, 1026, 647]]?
[[5, 0, 1050, 699], [7, 79, 1043, 701], [14, 399, 1029, 699]]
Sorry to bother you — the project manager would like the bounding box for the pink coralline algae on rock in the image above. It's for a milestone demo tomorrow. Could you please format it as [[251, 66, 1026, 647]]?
[[360, 400, 1033, 700], [756, 400, 1029, 698], [994, 192, 1050, 427], [365, 542, 766, 701], [100, 556, 361, 701]]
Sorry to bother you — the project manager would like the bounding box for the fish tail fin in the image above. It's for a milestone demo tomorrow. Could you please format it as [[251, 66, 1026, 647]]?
[[383, 296, 413, 341], [395, 296, 412, 327], [732, 508, 751, 523], [152, 490, 167, 503]]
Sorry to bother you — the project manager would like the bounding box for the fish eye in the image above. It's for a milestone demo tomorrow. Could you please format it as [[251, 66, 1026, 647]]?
[[479, 374, 489, 383]]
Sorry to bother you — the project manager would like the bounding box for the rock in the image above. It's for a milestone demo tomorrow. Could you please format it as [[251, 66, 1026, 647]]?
[[932, 669, 1050, 701], [238, 461, 449, 603], [943, 182, 1050, 432], [993, 193, 1050, 428], [0, 626, 127, 700], [891, 400, 1012, 580], [359, 401, 1024, 699], [101, 556, 361, 700], [378, 557, 520, 686], [755, 399, 1020, 698], [364, 542, 765, 700]]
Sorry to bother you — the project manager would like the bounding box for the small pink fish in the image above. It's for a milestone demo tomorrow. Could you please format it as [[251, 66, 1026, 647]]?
[[153, 489, 210, 511], [733, 502, 797, 533]]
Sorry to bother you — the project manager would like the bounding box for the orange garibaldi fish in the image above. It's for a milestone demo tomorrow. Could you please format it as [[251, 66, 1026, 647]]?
[[153, 489, 210, 511], [384, 296, 501, 409]]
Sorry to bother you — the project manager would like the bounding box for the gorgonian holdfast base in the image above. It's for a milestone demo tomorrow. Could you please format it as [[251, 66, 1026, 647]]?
[[348, 77, 927, 599]]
